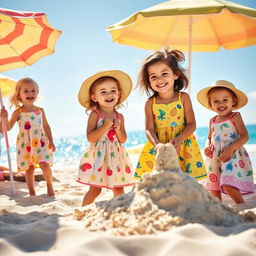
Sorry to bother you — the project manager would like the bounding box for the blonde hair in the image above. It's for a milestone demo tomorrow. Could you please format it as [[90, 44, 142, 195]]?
[[9, 78, 39, 108]]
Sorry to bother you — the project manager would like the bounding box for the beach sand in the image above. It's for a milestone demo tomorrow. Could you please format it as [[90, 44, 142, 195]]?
[[0, 152, 256, 256]]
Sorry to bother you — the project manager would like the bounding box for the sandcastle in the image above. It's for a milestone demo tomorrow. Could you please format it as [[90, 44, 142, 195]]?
[[74, 143, 255, 236]]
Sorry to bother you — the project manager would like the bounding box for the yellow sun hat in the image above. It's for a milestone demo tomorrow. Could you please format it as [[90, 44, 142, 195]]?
[[78, 70, 132, 108], [197, 80, 248, 110]]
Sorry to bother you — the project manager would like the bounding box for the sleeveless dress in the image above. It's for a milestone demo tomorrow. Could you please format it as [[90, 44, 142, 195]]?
[[16, 108, 53, 172], [205, 113, 254, 194], [135, 93, 207, 180], [77, 110, 135, 189]]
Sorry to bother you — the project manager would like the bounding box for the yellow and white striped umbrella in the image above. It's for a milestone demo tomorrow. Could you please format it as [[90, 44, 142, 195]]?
[[0, 8, 61, 72]]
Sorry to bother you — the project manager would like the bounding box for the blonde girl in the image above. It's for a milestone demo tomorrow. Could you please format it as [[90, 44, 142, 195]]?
[[135, 49, 207, 180], [197, 80, 253, 204], [1, 78, 55, 196], [77, 70, 134, 206]]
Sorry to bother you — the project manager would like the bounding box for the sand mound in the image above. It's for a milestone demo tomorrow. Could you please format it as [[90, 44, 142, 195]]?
[[74, 143, 256, 235]]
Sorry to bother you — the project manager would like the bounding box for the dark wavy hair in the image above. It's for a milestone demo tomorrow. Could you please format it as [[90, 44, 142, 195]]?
[[137, 48, 188, 97]]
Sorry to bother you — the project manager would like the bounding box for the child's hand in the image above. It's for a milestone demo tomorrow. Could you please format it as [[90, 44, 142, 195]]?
[[170, 137, 181, 155], [104, 117, 114, 129], [0, 106, 8, 119], [49, 141, 56, 152], [204, 145, 214, 158], [220, 145, 234, 162], [113, 119, 121, 131]]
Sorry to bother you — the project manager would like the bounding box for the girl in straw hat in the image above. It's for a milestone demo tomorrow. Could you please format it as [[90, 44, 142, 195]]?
[[197, 80, 254, 204], [77, 70, 134, 206]]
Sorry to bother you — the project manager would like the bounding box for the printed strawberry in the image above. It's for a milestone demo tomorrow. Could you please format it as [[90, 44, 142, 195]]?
[[106, 168, 113, 176], [24, 121, 31, 130], [98, 167, 102, 172], [40, 139, 45, 147], [26, 146, 31, 152], [107, 129, 116, 142], [125, 166, 131, 173], [81, 163, 92, 172]]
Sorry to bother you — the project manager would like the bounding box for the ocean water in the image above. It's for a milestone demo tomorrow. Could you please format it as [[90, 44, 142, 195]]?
[[1, 125, 256, 167]]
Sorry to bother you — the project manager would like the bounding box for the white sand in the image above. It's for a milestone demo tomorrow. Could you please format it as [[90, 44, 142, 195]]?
[[0, 152, 256, 255]]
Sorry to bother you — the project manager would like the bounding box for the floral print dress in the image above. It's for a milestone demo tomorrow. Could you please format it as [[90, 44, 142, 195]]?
[[77, 110, 134, 189], [16, 108, 53, 172], [135, 93, 207, 180], [205, 113, 254, 194]]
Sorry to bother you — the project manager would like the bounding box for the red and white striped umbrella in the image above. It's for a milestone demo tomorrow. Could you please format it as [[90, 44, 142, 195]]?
[[0, 8, 61, 72]]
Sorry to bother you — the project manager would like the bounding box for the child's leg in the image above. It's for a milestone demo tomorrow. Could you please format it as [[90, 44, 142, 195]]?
[[112, 187, 124, 198], [39, 162, 54, 196], [25, 166, 36, 196], [82, 186, 102, 206], [222, 185, 244, 204], [210, 191, 222, 201]]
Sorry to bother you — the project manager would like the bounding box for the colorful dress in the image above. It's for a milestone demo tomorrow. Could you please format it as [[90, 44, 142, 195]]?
[[77, 110, 135, 189], [135, 93, 207, 180], [16, 108, 53, 172], [205, 113, 254, 194]]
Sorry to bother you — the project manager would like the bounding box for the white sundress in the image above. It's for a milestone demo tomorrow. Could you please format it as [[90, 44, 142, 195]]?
[[205, 112, 254, 194], [77, 110, 135, 189]]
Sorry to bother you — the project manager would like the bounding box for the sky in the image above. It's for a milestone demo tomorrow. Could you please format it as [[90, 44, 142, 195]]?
[[1, 0, 256, 141]]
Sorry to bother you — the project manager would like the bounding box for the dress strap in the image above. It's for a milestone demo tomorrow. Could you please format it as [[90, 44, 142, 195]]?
[[152, 97, 156, 104], [178, 92, 181, 101], [18, 108, 22, 113], [93, 109, 102, 120]]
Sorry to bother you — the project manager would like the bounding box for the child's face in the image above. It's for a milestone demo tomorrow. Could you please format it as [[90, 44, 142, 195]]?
[[19, 82, 38, 105], [91, 79, 120, 109], [209, 88, 236, 117], [148, 61, 178, 95]]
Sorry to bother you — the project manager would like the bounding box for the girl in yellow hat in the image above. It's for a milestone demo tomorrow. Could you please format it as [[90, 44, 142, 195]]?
[[197, 80, 254, 204], [77, 70, 135, 206], [134, 49, 207, 181]]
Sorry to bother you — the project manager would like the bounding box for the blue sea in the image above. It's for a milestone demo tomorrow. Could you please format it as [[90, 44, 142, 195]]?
[[1, 125, 256, 166]]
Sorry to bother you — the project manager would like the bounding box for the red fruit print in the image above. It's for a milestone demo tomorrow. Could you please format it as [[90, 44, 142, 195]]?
[[117, 167, 121, 172], [81, 163, 92, 172], [125, 166, 131, 173], [98, 167, 102, 172], [24, 121, 31, 130], [209, 174, 217, 183], [26, 146, 31, 152], [106, 168, 113, 176], [40, 139, 45, 147], [239, 160, 245, 168], [107, 130, 116, 142]]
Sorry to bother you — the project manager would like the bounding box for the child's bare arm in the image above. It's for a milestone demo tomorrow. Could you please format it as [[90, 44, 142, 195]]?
[[0, 107, 19, 131], [204, 119, 213, 158], [41, 108, 56, 152], [87, 111, 113, 143], [114, 114, 127, 143], [145, 99, 159, 147]]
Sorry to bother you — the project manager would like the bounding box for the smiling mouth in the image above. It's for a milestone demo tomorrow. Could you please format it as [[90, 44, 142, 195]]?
[[105, 98, 114, 103], [26, 97, 34, 100], [157, 83, 167, 88]]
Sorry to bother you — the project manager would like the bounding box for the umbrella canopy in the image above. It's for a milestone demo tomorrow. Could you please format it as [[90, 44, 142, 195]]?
[[107, 0, 256, 91], [0, 74, 16, 97], [0, 8, 62, 72]]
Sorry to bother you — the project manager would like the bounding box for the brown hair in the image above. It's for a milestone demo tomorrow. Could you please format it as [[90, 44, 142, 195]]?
[[86, 76, 124, 112], [137, 48, 188, 97], [9, 77, 39, 108]]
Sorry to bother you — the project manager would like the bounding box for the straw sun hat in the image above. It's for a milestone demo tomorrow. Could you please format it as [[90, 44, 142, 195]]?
[[197, 80, 248, 110], [78, 70, 132, 108]]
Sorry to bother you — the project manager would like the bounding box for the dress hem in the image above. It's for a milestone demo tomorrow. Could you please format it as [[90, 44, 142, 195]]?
[[76, 179, 135, 189]]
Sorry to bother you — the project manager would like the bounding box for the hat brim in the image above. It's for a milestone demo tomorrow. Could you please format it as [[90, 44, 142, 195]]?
[[197, 84, 248, 110], [78, 70, 132, 108]]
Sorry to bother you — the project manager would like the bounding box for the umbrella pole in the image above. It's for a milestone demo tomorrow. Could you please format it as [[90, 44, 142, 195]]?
[[187, 16, 192, 95], [0, 89, 15, 194]]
